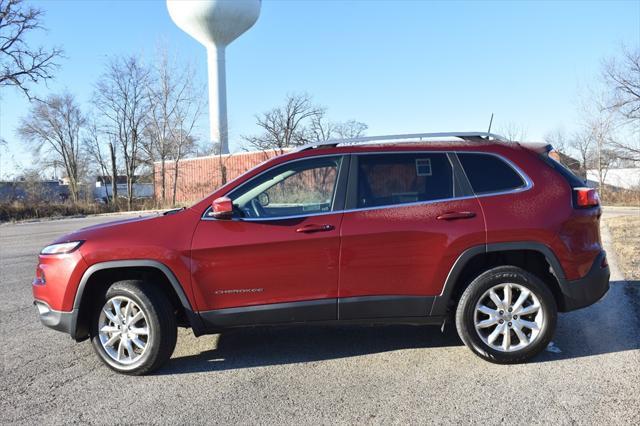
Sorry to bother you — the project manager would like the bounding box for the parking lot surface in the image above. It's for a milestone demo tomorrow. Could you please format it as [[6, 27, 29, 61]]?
[[1, 209, 639, 424]]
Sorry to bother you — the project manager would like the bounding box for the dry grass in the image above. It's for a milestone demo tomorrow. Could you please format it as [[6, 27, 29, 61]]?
[[0, 199, 159, 222], [601, 189, 640, 207], [605, 215, 640, 280], [0, 202, 109, 222]]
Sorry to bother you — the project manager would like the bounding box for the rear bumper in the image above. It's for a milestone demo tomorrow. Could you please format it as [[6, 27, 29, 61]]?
[[559, 251, 610, 312], [34, 300, 77, 336]]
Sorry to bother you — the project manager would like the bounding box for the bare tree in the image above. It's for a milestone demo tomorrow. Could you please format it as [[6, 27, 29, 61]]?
[[543, 128, 568, 154], [307, 112, 368, 142], [0, 0, 62, 99], [17, 93, 84, 202], [307, 109, 333, 142], [587, 147, 617, 194], [569, 130, 593, 178], [243, 93, 323, 153], [243, 93, 368, 155], [586, 110, 616, 199], [145, 49, 202, 205], [334, 120, 368, 139], [498, 122, 528, 142], [602, 46, 640, 122], [94, 55, 151, 210], [144, 51, 174, 205], [601, 46, 640, 161], [168, 89, 203, 205], [83, 119, 116, 205]]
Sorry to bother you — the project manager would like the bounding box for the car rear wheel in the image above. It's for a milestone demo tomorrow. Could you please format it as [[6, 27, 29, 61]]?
[[90, 280, 177, 375], [455, 266, 557, 364]]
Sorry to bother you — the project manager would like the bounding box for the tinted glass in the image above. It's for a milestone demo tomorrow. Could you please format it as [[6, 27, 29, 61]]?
[[458, 153, 525, 194], [357, 153, 453, 208], [539, 153, 585, 188], [227, 156, 342, 219]]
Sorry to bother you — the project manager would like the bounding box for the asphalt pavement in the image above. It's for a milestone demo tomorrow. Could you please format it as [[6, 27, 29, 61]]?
[[1, 207, 639, 424]]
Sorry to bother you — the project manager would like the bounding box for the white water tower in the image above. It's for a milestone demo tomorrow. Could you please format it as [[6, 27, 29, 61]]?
[[167, 0, 261, 154]]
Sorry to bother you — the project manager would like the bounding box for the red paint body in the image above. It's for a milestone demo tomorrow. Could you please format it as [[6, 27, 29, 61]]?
[[339, 197, 485, 298], [34, 142, 603, 317]]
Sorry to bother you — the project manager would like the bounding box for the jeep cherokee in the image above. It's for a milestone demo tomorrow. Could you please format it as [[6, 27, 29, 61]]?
[[33, 132, 610, 374]]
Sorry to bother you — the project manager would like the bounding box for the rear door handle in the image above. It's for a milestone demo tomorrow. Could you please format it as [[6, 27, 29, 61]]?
[[296, 224, 335, 233], [436, 211, 476, 221]]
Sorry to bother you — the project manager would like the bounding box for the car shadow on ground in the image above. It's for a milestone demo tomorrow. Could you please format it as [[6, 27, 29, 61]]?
[[533, 279, 640, 363], [160, 323, 463, 375], [159, 280, 640, 375]]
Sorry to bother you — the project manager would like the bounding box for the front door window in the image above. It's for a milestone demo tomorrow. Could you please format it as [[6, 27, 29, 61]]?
[[227, 156, 343, 219]]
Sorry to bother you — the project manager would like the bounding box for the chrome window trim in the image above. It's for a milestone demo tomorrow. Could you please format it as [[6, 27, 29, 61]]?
[[201, 150, 533, 222]]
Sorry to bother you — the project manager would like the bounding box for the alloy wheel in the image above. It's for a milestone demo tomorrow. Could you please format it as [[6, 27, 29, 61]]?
[[473, 283, 544, 352], [98, 296, 150, 365]]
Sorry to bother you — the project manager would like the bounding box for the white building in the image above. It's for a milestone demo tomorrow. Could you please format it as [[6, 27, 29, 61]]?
[[586, 168, 640, 190]]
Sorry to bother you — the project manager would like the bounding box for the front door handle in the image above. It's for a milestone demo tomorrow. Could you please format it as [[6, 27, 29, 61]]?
[[296, 224, 335, 233], [436, 211, 477, 221]]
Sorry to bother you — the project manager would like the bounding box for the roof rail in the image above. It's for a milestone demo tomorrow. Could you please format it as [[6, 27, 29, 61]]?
[[293, 131, 508, 152]]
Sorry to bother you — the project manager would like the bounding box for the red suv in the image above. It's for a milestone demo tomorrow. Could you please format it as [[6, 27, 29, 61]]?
[[33, 132, 610, 374]]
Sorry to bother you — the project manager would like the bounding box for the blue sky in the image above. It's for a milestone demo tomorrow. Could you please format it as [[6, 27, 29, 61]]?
[[1, 0, 638, 178]]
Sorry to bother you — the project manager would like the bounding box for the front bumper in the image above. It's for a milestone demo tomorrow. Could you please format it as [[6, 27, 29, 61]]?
[[34, 300, 78, 336], [559, 251, 610, 312]]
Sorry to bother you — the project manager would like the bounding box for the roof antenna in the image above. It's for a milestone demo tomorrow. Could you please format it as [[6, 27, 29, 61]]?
[[487, 113, 494, 136]]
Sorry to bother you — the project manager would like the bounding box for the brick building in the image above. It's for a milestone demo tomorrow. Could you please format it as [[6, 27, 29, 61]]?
[[154, 150, 285, 204]]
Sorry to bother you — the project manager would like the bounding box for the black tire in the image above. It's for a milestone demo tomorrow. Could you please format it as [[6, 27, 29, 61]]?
[[455, 266, 557, 364], [89, 280, 177, 375]]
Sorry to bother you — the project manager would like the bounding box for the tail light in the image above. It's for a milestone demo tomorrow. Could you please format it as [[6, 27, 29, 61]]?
[[574, 187, 599, 208]]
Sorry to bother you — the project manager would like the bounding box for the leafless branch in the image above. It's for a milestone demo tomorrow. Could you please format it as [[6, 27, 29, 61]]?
[[0, 0, 63, 100], [242, 93, 324, 154]]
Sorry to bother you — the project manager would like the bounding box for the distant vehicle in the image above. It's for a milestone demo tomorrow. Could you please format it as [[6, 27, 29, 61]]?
[[33, 132, 610, 374]]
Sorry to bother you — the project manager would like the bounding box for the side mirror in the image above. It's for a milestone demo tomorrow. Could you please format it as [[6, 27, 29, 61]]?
[[212, 196, 233, 220]]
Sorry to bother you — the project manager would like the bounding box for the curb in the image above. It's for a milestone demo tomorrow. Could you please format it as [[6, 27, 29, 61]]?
[[0, 209, 165, 226]]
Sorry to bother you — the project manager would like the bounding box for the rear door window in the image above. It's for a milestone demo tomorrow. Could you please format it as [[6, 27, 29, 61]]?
[[356, 153, 454, 208], [457, 153, 526, 194]]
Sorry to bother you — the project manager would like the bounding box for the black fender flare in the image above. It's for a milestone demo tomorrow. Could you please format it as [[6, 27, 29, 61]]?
[[71, 260, 205, 338], [430, 242, 567, 316]]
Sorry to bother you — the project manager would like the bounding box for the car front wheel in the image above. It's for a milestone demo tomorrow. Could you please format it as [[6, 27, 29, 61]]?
[[90, 280, 177, 375], [455, 266, 557, 364]]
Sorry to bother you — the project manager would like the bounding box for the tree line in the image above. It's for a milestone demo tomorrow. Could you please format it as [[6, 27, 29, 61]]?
[[1, 0, 637, 211], [1, 0, 204, 208], [15, 52, 203, 208], [542, 46, 639, 198], [2, 2, 368, 210]]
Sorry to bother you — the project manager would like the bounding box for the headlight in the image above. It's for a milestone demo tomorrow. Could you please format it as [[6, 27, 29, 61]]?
[[40, 241, 84, 255]]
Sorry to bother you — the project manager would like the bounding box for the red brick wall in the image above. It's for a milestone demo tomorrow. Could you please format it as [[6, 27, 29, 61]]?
[[154, 150, 285, 204]]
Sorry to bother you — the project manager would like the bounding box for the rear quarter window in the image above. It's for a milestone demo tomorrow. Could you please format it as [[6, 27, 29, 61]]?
[[457, 153, 526, 194], [539, 152, 586, 188]]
